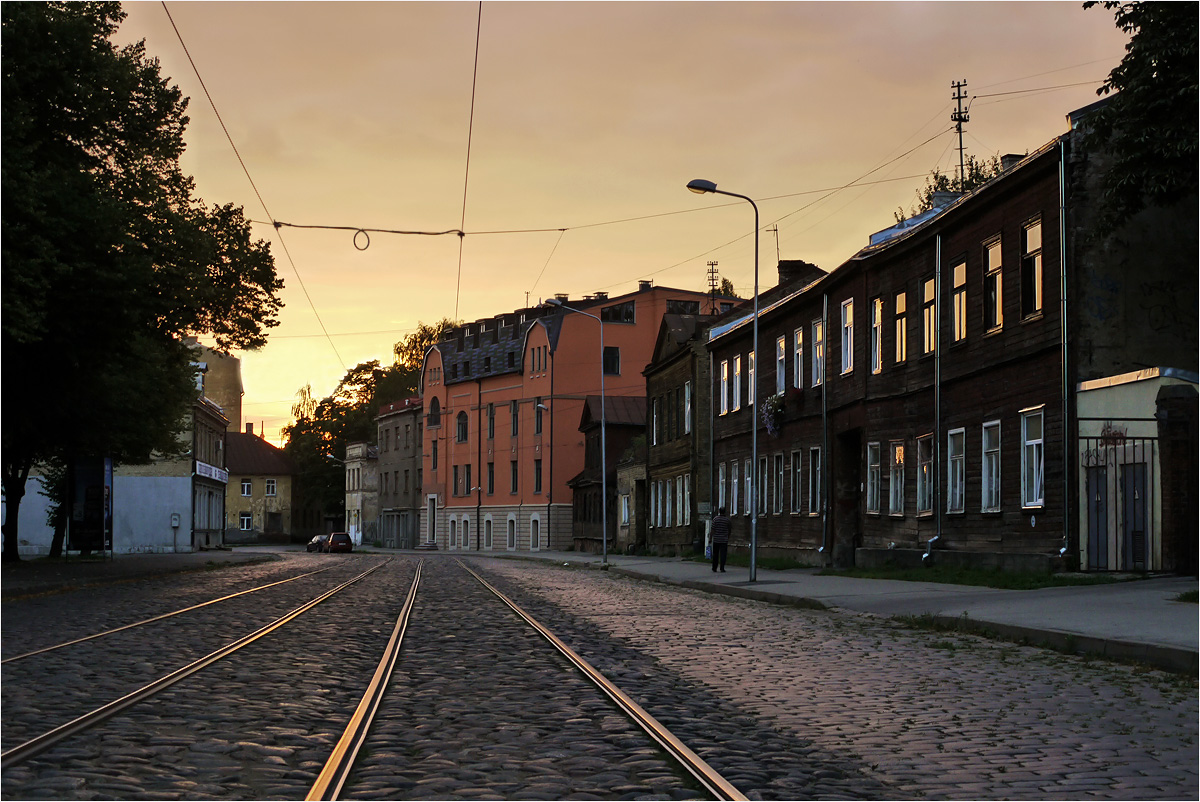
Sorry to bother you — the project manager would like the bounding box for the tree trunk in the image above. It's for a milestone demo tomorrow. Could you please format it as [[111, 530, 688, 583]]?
[[2, 458, 32, 562], [48, 508, 67, 559]]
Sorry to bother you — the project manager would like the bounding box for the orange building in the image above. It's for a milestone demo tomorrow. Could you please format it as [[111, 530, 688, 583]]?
[[420, 282, 722, 553]]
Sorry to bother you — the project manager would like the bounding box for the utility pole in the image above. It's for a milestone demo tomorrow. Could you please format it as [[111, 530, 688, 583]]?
[[770, 224, 780, 264], [951, 80, 969, 188], [707, 261, 720, 313]]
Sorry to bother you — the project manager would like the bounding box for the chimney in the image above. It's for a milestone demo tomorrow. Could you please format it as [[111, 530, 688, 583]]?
[[1001, 153, 1024, 172], [554, 293, 569, 303], [594, 291, 608, 300], [930, 191, 961, 208], [245, 423, 254, 435], [638, 280, 652, 292], [777, 259, 825, 288]]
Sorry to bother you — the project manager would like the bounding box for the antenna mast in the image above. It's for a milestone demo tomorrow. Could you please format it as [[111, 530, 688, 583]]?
[[951, 80, 970, 188], [707, 261, 720, 314]]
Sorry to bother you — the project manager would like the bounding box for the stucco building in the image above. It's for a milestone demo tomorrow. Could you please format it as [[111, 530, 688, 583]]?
[[225, 423, 296, 544], [377, 397, 423, 549]]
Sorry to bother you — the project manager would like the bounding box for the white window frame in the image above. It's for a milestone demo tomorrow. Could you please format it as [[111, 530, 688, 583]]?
[[652, 397, 660, 445], [790, 450, 802, 513], [1021, 408, 1045, 508], [773, 454, 784, 514], [757, 456, 768, 516], [841, 298, 854, 374], [683, 474, 691, 525], [241, 479, 252, 497], [683, 381, 692, 434], [982, 420, 1001, 512], [719, 360, 729, 415], [732, 355, 742, 411], [947, 428, 965, 513], [793, 328, 803, 389], [743, 458, 752, 517], [895, 291, 908, 364], [265, 478, 277, 497], [620, 494, 631, 525], [922, 278, 937, 355], [717, 461, 727, 511], [775, 336, 787, 395], [807, 448, 821, 515], [730, 460, 739, 516], [239, 512, 252, 531], [917, 434, 934, 514], [811, 320, 824, 386], [952, 262, 967, 342], [747, 350, 756, 407], [889, 441, 905, 515], [870, 298, 883, 374], [985, 237, 1004, 331], [866, 442, 881, 513]]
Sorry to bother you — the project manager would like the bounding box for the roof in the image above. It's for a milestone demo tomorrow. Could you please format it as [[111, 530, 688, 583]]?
[[579, 395, 646, 431], [378, 396, 422, 418], [226, 432, 295, 476]]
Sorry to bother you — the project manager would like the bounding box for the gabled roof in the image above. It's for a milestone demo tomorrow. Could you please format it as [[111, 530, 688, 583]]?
[[578, 395, 646, 431], [226, 432, 295, 476]]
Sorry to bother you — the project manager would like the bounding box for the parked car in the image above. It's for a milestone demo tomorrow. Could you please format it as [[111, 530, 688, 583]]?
[[326, 532, 353, 553], [306, 534, 330, 552]]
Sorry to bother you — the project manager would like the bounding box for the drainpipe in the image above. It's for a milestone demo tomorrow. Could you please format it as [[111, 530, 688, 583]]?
[[924, 234, 943, 564], [476, 378, 483, 550], [547, 349, 554, 549], [819, 292, 830, 561], [1059, 140, 1071, 561], [708, 348, 715, 556]]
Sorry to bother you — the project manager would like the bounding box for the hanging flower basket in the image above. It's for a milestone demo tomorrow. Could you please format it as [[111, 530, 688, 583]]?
[[762, 393, 785, 438]]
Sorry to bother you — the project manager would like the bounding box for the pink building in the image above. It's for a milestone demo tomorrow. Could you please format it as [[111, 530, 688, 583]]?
[[420, 282, 719, 552]]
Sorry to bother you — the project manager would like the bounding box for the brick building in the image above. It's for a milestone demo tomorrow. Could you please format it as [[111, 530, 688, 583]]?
[[377, 397, 423, 549]]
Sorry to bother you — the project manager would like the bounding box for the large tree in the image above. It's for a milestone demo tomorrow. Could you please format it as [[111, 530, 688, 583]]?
[[2, 2, 284, 560], [1083, 1, 1199, 226]]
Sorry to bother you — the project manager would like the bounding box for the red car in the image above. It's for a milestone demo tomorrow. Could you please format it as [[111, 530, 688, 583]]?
[[325, 532, 353, 553]]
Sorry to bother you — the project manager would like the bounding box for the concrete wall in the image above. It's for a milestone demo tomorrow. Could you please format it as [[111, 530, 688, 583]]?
[[112, 475, 194, 553], [2, 476, 55, 556]]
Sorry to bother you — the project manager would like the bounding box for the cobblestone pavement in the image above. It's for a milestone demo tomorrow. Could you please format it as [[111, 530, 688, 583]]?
[[2, 554, 1195, 800], [476, 557, 1199, 800]]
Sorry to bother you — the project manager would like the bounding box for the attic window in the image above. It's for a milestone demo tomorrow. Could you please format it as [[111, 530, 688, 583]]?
[[600, 300, 635, 323]]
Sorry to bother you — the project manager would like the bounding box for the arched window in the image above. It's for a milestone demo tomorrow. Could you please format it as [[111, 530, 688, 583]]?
[[428, 397, 441, 428], [456, 411, 468, 442]]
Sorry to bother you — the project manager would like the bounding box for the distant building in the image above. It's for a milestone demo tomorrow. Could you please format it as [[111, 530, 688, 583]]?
[[345, 442, 379, 546], [567, 395, 646, 554], [377, 397, 423, 549], [225, 423, 296, 544]]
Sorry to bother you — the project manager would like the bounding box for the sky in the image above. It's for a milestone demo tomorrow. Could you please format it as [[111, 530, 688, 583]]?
[[114, 1, 1130, 446]]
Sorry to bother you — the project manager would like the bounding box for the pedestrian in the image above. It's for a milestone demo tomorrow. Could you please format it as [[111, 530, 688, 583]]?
[[710, 506, 730, 573]]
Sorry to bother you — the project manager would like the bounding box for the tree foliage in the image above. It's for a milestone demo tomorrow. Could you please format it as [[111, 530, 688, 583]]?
[[718, 277, 741, 300], [1083, 1, 1198, 226], [392, 318, 457, 371], [1, 2, 284, 559], [895, 155, 1005, 222]]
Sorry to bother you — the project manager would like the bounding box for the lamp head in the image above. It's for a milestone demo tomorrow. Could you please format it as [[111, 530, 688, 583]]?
[[687, 178, 717, 194], [543, 298, 563, 307]]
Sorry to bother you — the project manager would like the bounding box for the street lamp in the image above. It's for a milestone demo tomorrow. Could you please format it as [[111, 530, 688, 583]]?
[[687, 178, 760, 582], [544, 297, 608, 567]]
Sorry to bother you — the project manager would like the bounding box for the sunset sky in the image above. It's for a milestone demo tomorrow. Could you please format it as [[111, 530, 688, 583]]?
[[115, 1, 1130, 445]]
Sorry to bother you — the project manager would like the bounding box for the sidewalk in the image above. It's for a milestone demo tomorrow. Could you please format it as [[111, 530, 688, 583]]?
[[3, 546, 1195, 674], [491, 549, 1199, 675]]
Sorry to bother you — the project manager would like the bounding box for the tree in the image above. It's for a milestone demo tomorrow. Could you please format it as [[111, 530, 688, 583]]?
[[1083, 1, 1198, 226], [1, 3, 284, 560], [392, 318, 458, 371], [718, 277, 741, 300], [895, 155, 1005, 222]]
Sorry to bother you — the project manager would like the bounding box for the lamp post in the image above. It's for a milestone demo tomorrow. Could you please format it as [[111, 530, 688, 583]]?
[[544, 298, 608, 567], [686, 178, 760, 582]]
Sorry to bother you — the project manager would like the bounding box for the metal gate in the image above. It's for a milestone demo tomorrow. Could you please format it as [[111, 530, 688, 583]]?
[[1079, 426, 1158, 572]]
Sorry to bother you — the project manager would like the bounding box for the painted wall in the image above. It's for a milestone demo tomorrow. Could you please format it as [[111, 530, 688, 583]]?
[[112, 475, 193, 553]]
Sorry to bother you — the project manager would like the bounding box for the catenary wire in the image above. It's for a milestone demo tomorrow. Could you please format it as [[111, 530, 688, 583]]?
[[455, 2, 484, 321]]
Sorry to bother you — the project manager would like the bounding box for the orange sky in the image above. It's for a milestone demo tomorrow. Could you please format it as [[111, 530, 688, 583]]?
[[115, 1, 1129, 445]]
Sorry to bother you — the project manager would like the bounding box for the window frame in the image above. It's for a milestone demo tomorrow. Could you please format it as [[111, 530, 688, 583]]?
[[981, 421, 1001, 512], [240, 479, 252, 497], [870, 297, 883, 374], [840, 298, 854, 375], [984, 236, 1004, 331], [775, 336, 787, 395], [894, 291, 908, 364], [239, 512, 252, 531], [916, 434, 934, 514], [683, 381, 692, 434], [807, 448, 821, 515], [947, 428, 966, 514], [952, 261, 967, 343], [719, 360, 730, 416], [732, 355, 742, 411], [866, 442, 881, 514], [790, 450, 802, 513], [922, 278, 937, 355], [773, 453, 785, 514], [1021, 407, 1045, 508], [811, 319, 824, 387], [793, 328, 804, 389], [1021, 219, 1043, 319], [889, 441, 905, 516]]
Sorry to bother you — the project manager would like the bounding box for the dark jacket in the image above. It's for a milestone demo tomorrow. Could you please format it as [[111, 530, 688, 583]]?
[[710, 514, 731, 545]]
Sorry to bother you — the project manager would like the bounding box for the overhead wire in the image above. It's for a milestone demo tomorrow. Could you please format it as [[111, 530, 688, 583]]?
[[455, 2, 484, 320], [160, 1, 345, 372]]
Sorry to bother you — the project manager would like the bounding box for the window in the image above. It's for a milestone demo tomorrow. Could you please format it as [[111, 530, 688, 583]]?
[[665, 479, 674, 527], [485, 518, 493, 549], [947, 429, 965, 513], [600, 300, 635, 322], [510, 460, 519, 494], [790, 450, 802, 513], [733, 356, 742, 411], [729, 461, 739, 516], [428, 397, 441, 427], [985, 238, 1003, 330], [534, 397, 543, 435], [811, 320, 824, 386], [841, 299, 854, 374], [449, 519, 457, 548], [511, 400, 519, 437], [952, 262, 967, 342], [241, 479, 251, 497], [620, 494, 631, 525], [870, 298, 883, 374], [718, 461, 727, 511], [530, 518, 539, 550], [1021, 221, 1043, 318], [866, 442, 881, 513], [793, 328, 803, 388], [743, 458, 751, 517], [917, 434, 934, 513], [889, 442, 905, 515], [922, 278, 936, 355], [652, 397, 660, 445], [982, 421, 1001, 512], [404, 469, 410, 493], [603, 346, 620, 375], [265, 478, 276, 497], [719, 360, 729, 415], [239, 512, 252, 531], [666, 299, 701, 315], [683, 381, 692, 434], [456, 411, 468, 442], [773, 454, 784, 514], [534, 459, 543, 493], [683, 475, 691, 525], [432, 440, 438, 469], [894, 292, 908, 363], [747, 350, 755, 407], [775, 336, 787, 395], [649, 482, 657, 527], [487, 462, 494, 495], [807, 448, 821, 515], [1022, 408, 1045, 508], [507, 518, 516, 549], [463, 519, 471, 549], [465, 464, 472, 496], [453, 465, 461, 496], [487, 403, 495, 439], [757, 456, 768, 515]]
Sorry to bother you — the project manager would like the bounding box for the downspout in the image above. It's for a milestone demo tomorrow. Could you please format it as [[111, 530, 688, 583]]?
[[547, 348, 554, 549], [708, 347, 715, 555], [924, 234, 943, 563], [819, 292, 830, 561], [1059, 139, 1071, 561], [476, 378, 483, 550]]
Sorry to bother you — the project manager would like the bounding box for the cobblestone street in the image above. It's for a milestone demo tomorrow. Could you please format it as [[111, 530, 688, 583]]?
[[2, 553, 1196, 800]]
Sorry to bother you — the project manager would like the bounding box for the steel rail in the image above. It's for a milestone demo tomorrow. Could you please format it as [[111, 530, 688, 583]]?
[[457, 560, 747, 802], [2, 565, 339, 664], [306, 560, 423, 801], [1, 559, 392, 769]]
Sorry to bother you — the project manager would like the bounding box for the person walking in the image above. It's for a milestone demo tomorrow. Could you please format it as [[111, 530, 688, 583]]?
[[710, 506, 730, 572]]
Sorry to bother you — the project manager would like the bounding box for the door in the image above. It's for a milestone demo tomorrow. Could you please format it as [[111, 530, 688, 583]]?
[[1121, 462, 1147, 571], [1086, 466, 1108, 570]]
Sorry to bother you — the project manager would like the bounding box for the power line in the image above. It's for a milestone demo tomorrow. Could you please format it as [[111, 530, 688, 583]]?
[[159, 2, 345, 371], [455, 2, 483, 321]]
